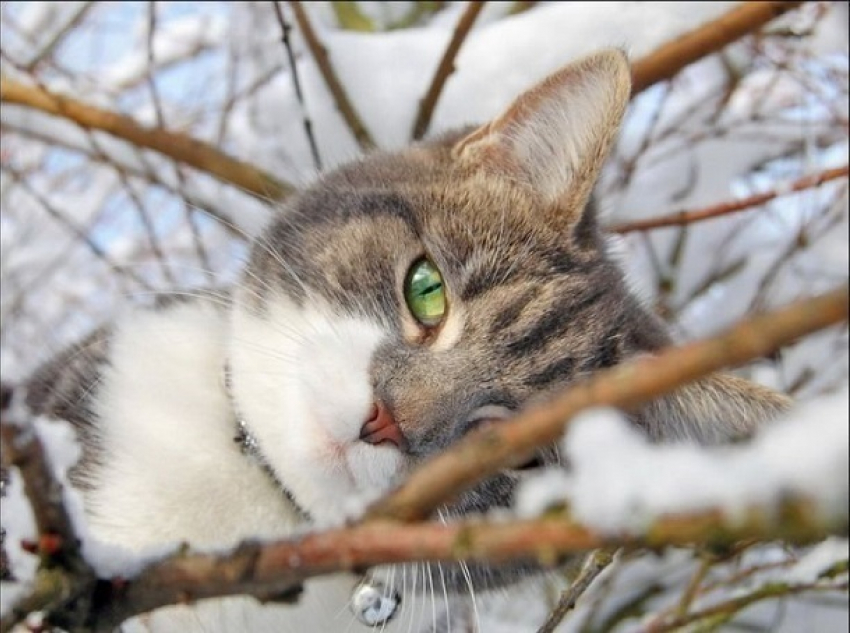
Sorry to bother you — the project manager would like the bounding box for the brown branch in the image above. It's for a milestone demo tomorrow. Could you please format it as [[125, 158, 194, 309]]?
[[0, 396, 97, 633], [366, 284, 849, 523], [536, 548, 617, 633], [272, 1, 323, 171], [5, 288, 847, 629], [287, 1, 376, 151], [73, 495, 848, 631], [411, 1, 485, 140], [631, 1, 806, 96], [0, 76, 294, 201], [642, 578, 849, 633], [610, 165, 849, 234]]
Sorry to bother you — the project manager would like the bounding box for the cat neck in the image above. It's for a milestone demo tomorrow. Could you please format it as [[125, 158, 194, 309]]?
[[223, 361, 312, 521]]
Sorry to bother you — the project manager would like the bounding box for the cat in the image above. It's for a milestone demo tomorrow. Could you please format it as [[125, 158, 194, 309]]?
[[23, 48, 790, 632]]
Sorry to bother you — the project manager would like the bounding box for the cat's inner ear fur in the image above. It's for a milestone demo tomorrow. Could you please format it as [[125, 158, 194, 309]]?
[[452, 48, 631, 222]]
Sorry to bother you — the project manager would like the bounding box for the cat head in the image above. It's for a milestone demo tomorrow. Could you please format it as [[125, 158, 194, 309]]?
[[229, 49, 788, 585]]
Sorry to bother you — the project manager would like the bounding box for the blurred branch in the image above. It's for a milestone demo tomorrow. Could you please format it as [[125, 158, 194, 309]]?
[[643, 577, 849, 632], [366, 284, 849, 523], [536, 548, 617, 633], [0, 76, 294, 201], [3, 287, 847, 629], [287, 0, 376, 150], [631, 1, 805, 96], [5, 166, 153, 290], [411, 1, 485, 140], [23, 2, 96, 73], [610, 164, 849, 233], [13, 492, 844, 632], [0, 399, 97, 633], [272, 1, 323, 171], [0, 120, 247, 238]]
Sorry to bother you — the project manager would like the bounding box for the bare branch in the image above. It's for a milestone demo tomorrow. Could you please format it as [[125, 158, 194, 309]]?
[[287, 0, 376, 151], [631, 1, 806, 96], [643, 577, 849, 632], [536, 549, 617, 633], [0, 77, 294, 202], [51, 494, 848, 632], [366, 284, 849, 522], [0, 396, 96, 633], [610, 165, 849, 233], [411, 1, 485, 140], [272, 1, 323, 170]]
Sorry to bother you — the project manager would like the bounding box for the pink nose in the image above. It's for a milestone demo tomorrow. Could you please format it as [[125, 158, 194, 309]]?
[[360, 402, 408, 451]]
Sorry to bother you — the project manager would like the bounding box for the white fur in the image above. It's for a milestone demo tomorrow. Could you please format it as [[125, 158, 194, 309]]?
[[85, 297, 462, 632], [229, 290, 406, 526]]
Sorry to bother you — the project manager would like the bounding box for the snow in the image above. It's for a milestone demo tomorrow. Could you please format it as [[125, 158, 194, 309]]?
[[516, 389, 849, 532]]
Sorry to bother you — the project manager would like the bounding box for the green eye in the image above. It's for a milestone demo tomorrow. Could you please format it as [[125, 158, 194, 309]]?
[[404, 258, 446, 327]]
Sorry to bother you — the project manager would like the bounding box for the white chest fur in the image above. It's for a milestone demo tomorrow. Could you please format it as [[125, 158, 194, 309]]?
[[81, 299, 463, 631]]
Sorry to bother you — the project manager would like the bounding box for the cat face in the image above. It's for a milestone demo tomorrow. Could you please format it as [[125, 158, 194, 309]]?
[[227, 49, 788, 588]]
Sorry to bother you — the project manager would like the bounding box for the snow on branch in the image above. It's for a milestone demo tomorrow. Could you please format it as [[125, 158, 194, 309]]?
[[1, 286, 846, 631]]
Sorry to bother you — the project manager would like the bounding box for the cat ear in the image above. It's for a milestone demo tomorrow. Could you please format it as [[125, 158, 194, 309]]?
[[453, 48, 631, 216], [636, 373, 792, 445]]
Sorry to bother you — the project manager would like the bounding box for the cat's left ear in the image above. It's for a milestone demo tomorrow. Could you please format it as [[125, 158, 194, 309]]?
[[453, 48, 631, 222]]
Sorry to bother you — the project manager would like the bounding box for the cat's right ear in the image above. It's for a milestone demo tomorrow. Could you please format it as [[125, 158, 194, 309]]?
[[452, 48, 631, 224]]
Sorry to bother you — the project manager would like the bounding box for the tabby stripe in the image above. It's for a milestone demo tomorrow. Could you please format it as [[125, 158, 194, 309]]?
[[523, 355, 577, 389], [502, 286, 606, 357], [489, 288, 540, 335]]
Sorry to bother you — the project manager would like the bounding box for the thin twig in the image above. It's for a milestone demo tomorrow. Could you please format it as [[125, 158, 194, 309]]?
[[23, 2, 96, 73], [642, 578, 849, 633], [366, 284, 849, 523], [536, 549, 617, 633], [287, 0, 375, 151], [6, 167, 152, 290], [630, 1, 805, 96], [610, 165, 849, 233], [272, 1, 322, 170], [411, 1, 485, 140], [0, 76, 294, 201]]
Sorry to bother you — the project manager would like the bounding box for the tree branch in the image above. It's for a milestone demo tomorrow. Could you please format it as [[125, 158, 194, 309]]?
[[536, 548, 617, 633], [5, 287, 847, 630], [366, 284, 848, 522], [0, 398, 97, 633], [630, 1, 806, 96], [287, 1, 376, 151], [0, 77, 294, 202], [411, 1, 485, 140], [610, 165, 849, 233], [53, 494, 849, 632]]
